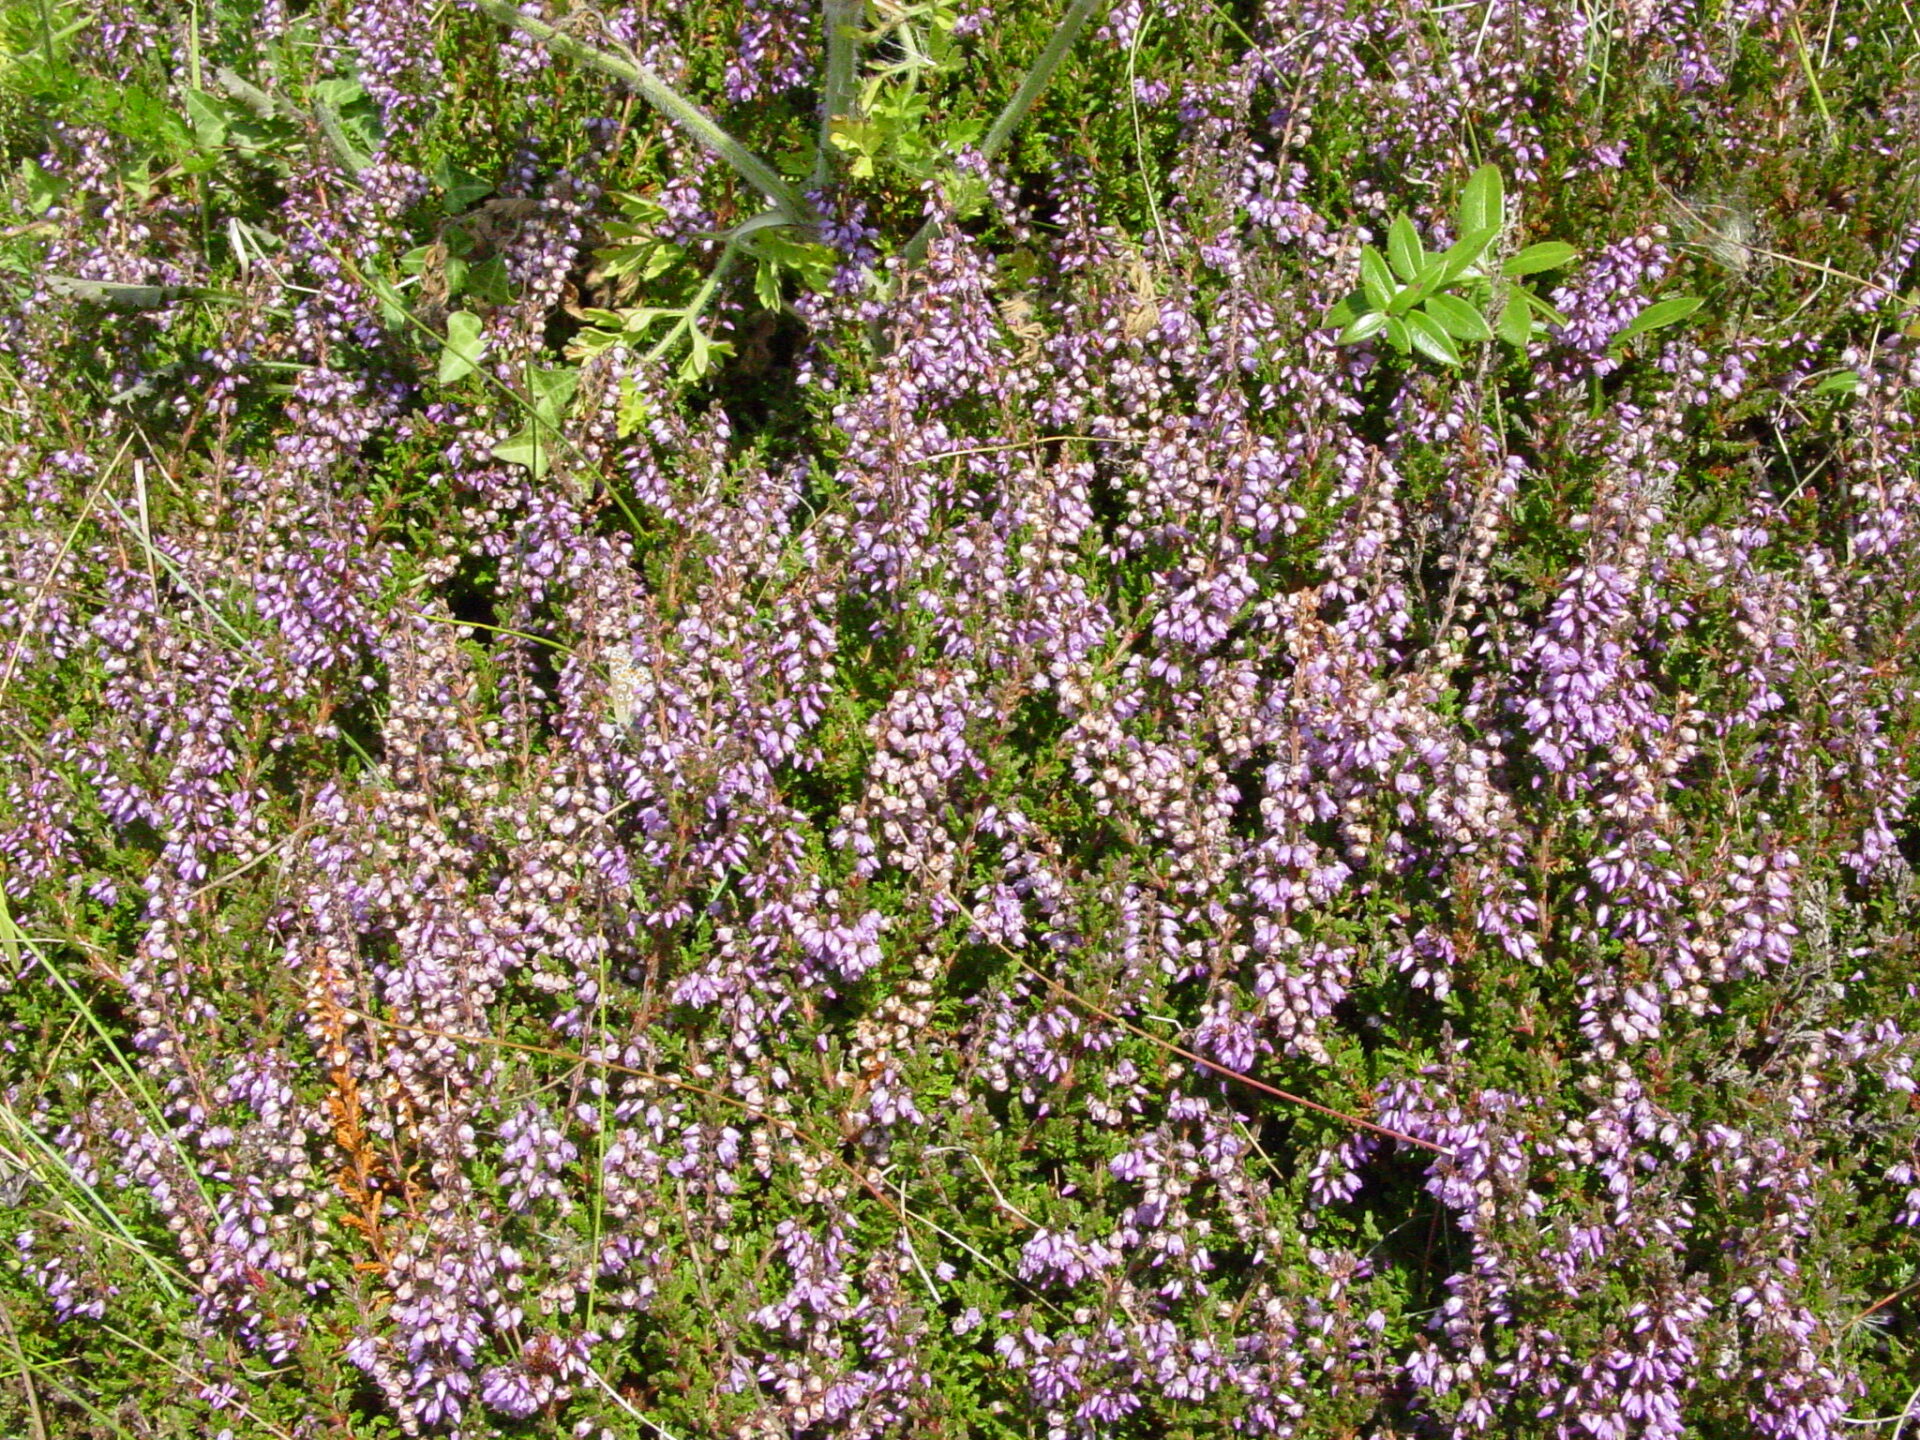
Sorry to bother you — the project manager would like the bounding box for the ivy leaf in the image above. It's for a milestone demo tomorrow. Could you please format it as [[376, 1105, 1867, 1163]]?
[[491, 426, 549, 479], [1456, 163, 1504, 238], [436, 311, 487, 384]]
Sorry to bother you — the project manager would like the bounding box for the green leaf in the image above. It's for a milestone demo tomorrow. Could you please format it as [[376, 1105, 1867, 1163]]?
[[527, 365, 580, 422], [1422, 292, 1493, 343], [1337, 311, 1389, 345], [183, 89, 228, 148], [1405, 309, 1463, 365], [1323, 294, 1363, 329], [754, 257, 783, 311], [466, 257, 513, 305], [436, 311, 487, 384], [1456, 163, 1504, 238], [1387, 216, 1424, 283], [492, 426, 549, 479], [1522, 289, 1570, 327], [1611, 294, 1704, 348], [1394, 255, 1450, 313], [1812, 369, 1859, 397], [1496, 289, 1533, 345], [1437, 225, 1500, 285], [1383, 315, 1413, 355], [1502, 241, 1579, 277], [1359, 247, 1396, 312], [434, 159, 494, 211]]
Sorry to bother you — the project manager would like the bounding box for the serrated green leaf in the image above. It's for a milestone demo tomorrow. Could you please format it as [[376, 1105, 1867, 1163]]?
[[1387, 216, 1424, 283], [1338, 311, 1389, 345], [1503, 241, 1579, 277], [1496, 289, 1533, 345], [1422, 292, 1493, 343], [1360, 247, 1396, 312], [436, 311, 487, 385], [1611, 294, 1704, 348], [1457, 163, 1504, 238], [1405, 309, 1463, 365], [754, 257, 783, 311]]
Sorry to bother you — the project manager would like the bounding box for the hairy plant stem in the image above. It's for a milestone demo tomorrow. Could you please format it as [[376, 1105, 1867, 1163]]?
[[814, 0, 863, 190], [465, 0, 814, 226]]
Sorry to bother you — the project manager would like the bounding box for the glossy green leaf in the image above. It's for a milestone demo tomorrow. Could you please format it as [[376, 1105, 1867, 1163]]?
[[1456, 163, 1504, 238], [1438, 225, 1500, 286], [1496, 289, 1533, 345], [1394, 254, 1450, 313], [436, 311, 487, 384], [1503, 241, 1579, 277], [1383, 315, 1413, 355], [1405, 308, 1463, 365], [1422, 292, 1493, 343], [1387, 216, 1424, 283], [1612, 294, 1704, 347], [1323, 293, 1364, 329], [1360, 247, 1396, 312], [1337, 310, 1389, 345]]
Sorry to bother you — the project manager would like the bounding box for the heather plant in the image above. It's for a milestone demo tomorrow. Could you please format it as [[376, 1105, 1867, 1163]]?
[[0, 0, 1918, 1438]]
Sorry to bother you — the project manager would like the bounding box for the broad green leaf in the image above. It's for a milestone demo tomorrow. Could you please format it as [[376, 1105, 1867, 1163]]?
[[1387, 216, 1424, 283], [436, 311, 487, 384], [1812, 369, 1859, 396], [1612, 294, 1704, 347], [1422, 292, 1493, 343], [527, 365, 580, 422], [1405, 309, 1463, 365], [1496, 289, 1533, 345], [1337, 310, 1389, 345], [1456, 163, 1504, 238], [1360, 247, 1396, 312], [1502, 241, 1579, 277], [434, 159, 494, 211], [492, 426, 549, 479], [466, 257, 512, 305], [183, 89, 228, 148], [1383, 315, 1413, 355], [1437, 225, 1500, 286]]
